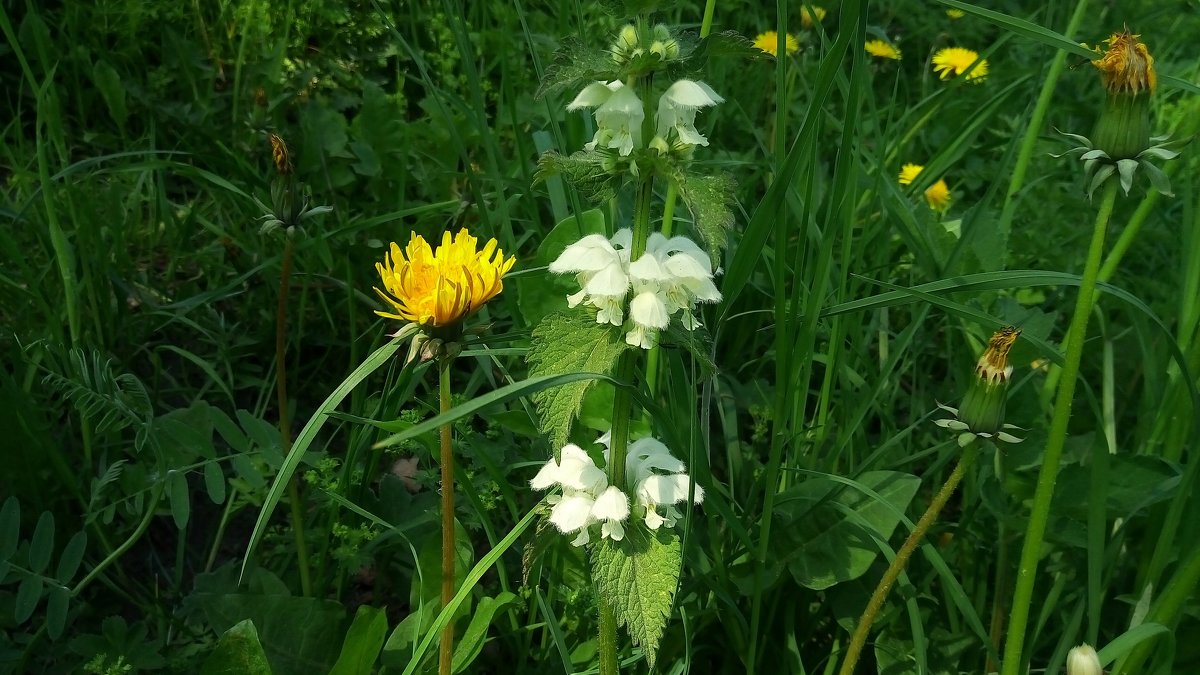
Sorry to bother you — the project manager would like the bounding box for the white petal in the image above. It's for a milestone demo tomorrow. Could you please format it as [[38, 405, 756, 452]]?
[[570, 528, 591, 547], [681, 276, 722, 303], [602, 519, 625, 541], [610, 228, 633, 251], [594, 295, 626, 326], [598, 84, 643, 115], [595, 431, 612, 448], [566, 288, 588, 308], [625, 325, 657, 349], [548, 235, 618, 273], [662, 79, 724, 108], [567, 82, 616, 111], [629, 252, 671, 282], [549, 494, 595, 533], [663, 252, 713, 280], [644, 507, 666, 530], [530, 458, 561, 490], [583, 262, 630, 297], [638, 473, 695, 506], [591, 486, 631, 521], [630, 291, 671, 329]]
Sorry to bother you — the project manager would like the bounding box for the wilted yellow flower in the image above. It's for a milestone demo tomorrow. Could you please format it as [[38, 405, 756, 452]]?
[[932, 47, 988, 82], [800, 5, 826, 28], [753, 31, 799, 57], [865, 39, 901, 60], [375, 229, 516, 330], [898, 164, 951, 211], [1092, 30, 1156, 94], [268, 133, 293, 176], [946, 9, 965, 19]]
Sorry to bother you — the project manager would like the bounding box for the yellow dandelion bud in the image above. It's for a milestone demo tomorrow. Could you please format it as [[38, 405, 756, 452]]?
[[800, 5, 826, 28], [932, 46, 988, 82], [865, 39, 901, 60], [374, 228, 516, 334], [1092, 30, 1156, 95], [753, 31, 799, 57]]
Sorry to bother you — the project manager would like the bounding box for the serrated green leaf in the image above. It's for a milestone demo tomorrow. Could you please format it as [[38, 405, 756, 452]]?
[[329, 605, 389, 675], [536, 37, 620, 99], [527, 311, 632, 449], [28, 510, 55, 573], [675, 171, 736, 255], [15, 575, 42, 623], [201, 619, 274, 675], [452, 592, 521, 673], [685, 30, 764, 66], [46, 585, 70, 640], [0, 497, 18, 560], [778, 471, 921, 590], [534, 150, 624, 204], [168, 471, 191, 530], [592, 525, 682, 669], [204, 461, 227, 505], [597, 0, 664, 16], [56, 531, 87, 582]]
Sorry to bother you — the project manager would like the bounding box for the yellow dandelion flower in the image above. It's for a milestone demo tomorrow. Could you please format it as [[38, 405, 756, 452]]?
[[865, 39, 901, 60], [898, 163, 924, 185], [374, 228, 516, 330], [800, 5, 826, 28], [1092, 30, 1156, 94], [753, 31, 799, 57], [932, 46, 988, 82], [946, 9, 965, 19], [898, 164, 951, 211]]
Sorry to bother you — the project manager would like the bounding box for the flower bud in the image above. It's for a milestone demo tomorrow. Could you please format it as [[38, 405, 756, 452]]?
[[649, 40, 667, 59], [653, 23, 670, 42], [1091, 31, 1156, 159], [649, 135, 670, 155], [617, 24, 639, 51], [1066, 644, 1102, 675], [958, 326, 1019, 434]]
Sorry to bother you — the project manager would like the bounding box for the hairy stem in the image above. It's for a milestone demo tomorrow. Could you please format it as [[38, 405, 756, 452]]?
[[439, 355, 456, 675], [838, 441, 980, 675], [1001, 180, 1118, 675]]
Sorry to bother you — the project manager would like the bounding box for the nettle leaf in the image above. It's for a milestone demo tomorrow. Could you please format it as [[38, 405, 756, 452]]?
[[672, 30, 763, 77], [535, 150, 624, 204], [527, 310, 631, 449], [592, 524, 682, 669], [597, 0, 665, 16], [675, 171, 737, 255], [536, 37, 620, 99]]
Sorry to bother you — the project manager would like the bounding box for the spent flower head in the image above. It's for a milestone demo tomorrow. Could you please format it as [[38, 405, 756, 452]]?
[[374, 229, 515, 338], [865, 39, 901, 60], [932, 47, 988, 82], [754, 31, 799, 57], [935, 326, 1023, 445]]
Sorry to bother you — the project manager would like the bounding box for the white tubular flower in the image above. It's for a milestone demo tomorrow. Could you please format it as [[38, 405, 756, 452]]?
[[617, 435, 705, 531], [656, 80, 724, 147], [627, 290, 670, 349], [531, 444, 631, 546], [568, 80, 644, 156], [1066, 644, 1102, 675], [550, 231, 633, 326], [628, 233, 722, 339]]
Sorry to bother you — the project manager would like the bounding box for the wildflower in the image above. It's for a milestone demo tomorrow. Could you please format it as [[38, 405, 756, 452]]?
[[935, 326, 1023, 445], [1056, 30, 1182, 196], [865, 39, 901, 60], [946, 8, 965, 19], [255, 134, 332, 236], [548, 230, 633, 326], [596, 433, 705, 531], [568, 80, 644, 156], [656, 79, 724, 147], [800, 5, 826, 28], [932, 47, 988, 82], [268, 132, 292, 175], [1066, 644, 1102, 675], [531, 444, 630, 546], [898, 164, 952, 212], [626, 233, 721, 347], [753, 31, 799, 57], [374, 229, 515, 335]]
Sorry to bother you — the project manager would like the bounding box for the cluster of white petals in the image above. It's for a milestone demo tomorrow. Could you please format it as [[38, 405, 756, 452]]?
[[549, 230, 721, 349], [531, 434, 703, 547], [530, 444, 630, 546], [567, 79, 724, 156]]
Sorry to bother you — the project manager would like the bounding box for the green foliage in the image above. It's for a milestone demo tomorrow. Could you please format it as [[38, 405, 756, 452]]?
[[329, 606, 389, 675], [534, 150, 625, 204], [592, 524, 682, 669], [527, 311, 632, 449], [674, 170, 737, 255], [535, 37, 619, 99], [201, 620, 273, 675]]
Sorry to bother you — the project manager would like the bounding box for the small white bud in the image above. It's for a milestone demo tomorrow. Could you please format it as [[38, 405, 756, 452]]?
[[1066, 644, 1102, 675]]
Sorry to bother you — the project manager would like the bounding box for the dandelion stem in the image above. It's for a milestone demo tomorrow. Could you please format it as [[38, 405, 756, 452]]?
[[276, 233, 313, 597], [838, 441, 980, 675], [439, 354, 456, 675], [1001, 179, 1119, 675]]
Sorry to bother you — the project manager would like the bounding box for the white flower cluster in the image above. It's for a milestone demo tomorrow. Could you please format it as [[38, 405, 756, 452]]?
[[549, 230, 721, 349], [567, 78, 724, 156], [530, 434, 704, 547]]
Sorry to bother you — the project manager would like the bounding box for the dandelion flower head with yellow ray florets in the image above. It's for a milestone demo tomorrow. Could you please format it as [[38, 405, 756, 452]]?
[[932, 46, 988, 82], [800, 5, 826, 28], [753, 31, 799, 57], [375, 229, 515, 332], [865, 39, 901, 60], [899, 163, 952, 212]]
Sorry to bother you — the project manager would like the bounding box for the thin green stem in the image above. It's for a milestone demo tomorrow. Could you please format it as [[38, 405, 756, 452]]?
[[699, 0, 718, 38], [439, 355, 456, 675], [838, 441, 980, 675], [276, 234, 312, 597], [73, 482, 165, 596], [1001, 180, 1119, 675]]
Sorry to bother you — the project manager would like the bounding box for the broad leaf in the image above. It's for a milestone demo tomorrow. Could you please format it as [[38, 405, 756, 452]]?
[[536, 37, 620, 99], [527, 311, 631, 449], [592, 524, 682, 669], [329, 605, 390, 675], [451, 592, 521, 673], [675, 171, 736, 255], [534, 150, 625, 204], [201, 619, 273, 675]]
